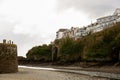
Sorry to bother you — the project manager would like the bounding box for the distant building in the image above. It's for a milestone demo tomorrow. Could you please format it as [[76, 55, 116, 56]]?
[[86, 23, 99, 33], [114, 8, 120, 22], [56, 29, 68, 39], [68, 27, 79, 38], [97, 15, 118, 28], [62, 29, 70, 38], [55, 8, 120, 40], [114, 8, 120, 16], [75, 27, 87, 39]]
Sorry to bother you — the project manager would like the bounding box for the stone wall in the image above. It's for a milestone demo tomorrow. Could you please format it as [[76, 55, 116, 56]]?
[[0, 40, 18, 73]]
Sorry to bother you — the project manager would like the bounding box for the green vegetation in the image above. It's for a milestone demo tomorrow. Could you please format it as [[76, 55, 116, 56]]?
[[80, 23, 120, 61], [59, 37, 83, 62], [26, 23, 120, 63], [26, 44, 52, 61]]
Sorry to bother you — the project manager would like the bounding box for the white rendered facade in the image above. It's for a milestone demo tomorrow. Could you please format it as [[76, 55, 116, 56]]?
[[56, 29, 68, 39], [56, 8, 120, 40], [114, 8, 120, 16]]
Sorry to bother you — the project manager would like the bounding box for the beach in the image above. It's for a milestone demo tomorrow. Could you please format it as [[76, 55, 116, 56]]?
[[0, 68, 109, 80]]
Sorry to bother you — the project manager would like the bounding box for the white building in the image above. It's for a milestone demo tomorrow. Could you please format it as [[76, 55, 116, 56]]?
[[70, 27, 79, 38], [62, 29, 71, 38], [55, 8, 120, 40], [92, 25, 104, 33], [97, 15, 118, 28], [114, 8, 120, 16], [85, 23, 99, 33], [114, 8, 120, 22], [62, 27, 79, 39], [94, 8, 120, 32], [56, 29, 68, 39], [117, 16, 120, 22], [75, 27, 87, 39]]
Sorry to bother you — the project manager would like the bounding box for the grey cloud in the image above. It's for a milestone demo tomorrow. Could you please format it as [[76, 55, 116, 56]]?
[[0, 28, 44, 57], [0, 16, 46, 57], [56, 0, 120, 18]]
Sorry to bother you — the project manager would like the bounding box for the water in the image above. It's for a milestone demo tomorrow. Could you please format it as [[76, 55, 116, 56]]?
[[19, 65, 58, 70], [18, 66, 120, 80]]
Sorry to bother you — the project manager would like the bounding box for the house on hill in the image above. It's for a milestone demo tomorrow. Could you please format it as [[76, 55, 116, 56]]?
[[56, 29, 68, 39], [55, 8, 120, 40]]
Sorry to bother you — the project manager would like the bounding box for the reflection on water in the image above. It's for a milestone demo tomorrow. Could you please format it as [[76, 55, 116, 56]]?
[[18, 65, 58, 70]]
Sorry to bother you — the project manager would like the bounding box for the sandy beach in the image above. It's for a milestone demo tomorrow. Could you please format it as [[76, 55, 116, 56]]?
[[0, 68, 109, 80]]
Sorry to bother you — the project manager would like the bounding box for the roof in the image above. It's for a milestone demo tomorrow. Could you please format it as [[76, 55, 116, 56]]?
[[97, 8, 120, 20], [97, 15, 117, 20], [57, 29, 68, 33], [114, 8, 120, 15]]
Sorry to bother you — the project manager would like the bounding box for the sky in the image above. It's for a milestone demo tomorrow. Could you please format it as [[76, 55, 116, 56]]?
[[0, 0, 119, 57]]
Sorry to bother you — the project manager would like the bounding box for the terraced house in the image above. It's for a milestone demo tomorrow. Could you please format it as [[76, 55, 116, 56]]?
[[56, 8, 120, 40]]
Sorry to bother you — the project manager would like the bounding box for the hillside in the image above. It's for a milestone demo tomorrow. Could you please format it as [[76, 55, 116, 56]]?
[[81, 22, 120, 61], [26, 44, 52, 61], [26, 22, 120, 63]]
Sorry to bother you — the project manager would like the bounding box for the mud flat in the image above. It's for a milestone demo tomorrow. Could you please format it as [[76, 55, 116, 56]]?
[[0, 68, 110, 80]]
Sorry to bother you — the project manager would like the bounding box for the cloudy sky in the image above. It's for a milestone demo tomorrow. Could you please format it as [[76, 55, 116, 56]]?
[[0, 0, 119, 57]]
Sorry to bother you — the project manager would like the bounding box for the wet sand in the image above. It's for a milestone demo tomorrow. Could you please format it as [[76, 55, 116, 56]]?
[[0, 68, 109, 80]]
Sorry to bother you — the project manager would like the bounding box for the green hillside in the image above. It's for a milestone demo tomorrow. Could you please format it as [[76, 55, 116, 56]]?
[[26, 44, 52, 61], [26, 22, 120, 62]]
